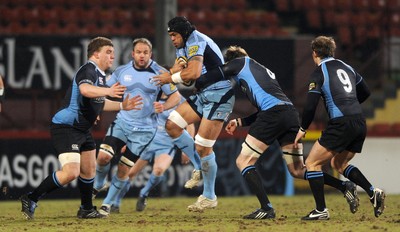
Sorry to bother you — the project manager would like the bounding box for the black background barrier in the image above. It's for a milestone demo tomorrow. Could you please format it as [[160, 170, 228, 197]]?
[[0, 36, 294, 99], [0, 137, 292, 200]]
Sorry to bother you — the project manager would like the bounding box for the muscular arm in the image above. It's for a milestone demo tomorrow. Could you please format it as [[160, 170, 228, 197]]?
[[195, 57, 245, 90], [152, 56, 203, 85], [162, 91, 181, 111], [180, 55, 203, 81], [79, 82, 125, 99]]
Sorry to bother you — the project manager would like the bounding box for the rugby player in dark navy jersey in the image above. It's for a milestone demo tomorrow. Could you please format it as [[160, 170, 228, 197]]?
[[198, 45, 358, 219], [294, 36, 385, 220], [20, 37, 142, 220]]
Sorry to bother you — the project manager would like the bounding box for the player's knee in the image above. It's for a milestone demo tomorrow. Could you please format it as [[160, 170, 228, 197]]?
[[165, 120, 183, 138], [61, 168, 80, 183], [97, 152, 112, 165], [235, 140, 262, 170], [167, 111, 187, 136], [152, 166, 164, 176], [117, 156, 135, 177], [67, 171, 80, 182], [194, 135, 215, 152], [282, 148, 304, 178], [98, 144, 115, 164]]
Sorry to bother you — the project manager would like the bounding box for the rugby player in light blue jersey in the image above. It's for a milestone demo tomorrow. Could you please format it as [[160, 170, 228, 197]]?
[[93, 38, 181, 216], [153, 16, 235, 212], [109, 95, 195, 213]]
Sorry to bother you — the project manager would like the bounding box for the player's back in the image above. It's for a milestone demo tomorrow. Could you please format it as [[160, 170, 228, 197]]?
[[226, 57, 292, 111], [313, 58, 363, 118]]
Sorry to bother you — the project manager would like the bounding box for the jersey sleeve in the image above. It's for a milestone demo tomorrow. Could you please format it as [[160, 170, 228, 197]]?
[[300, 70, 323, 130], [186, 40, 206, 59], [222, 57, 245, 78], [161, 83, 178, 96], [75, 66, 96, 86], [307, 70, 323, 95], [355, 73, 370, 103]]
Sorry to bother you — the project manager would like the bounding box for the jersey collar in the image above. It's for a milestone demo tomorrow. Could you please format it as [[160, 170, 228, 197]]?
[[88, 60, 106, 76], [319, 57, 334, 66]]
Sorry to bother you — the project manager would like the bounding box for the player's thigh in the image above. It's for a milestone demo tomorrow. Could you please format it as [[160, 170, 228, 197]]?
[[174, 101, 201, 125]]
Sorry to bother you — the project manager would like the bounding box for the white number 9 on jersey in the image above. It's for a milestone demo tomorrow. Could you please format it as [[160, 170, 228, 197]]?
[[337, 69, 352, 93]]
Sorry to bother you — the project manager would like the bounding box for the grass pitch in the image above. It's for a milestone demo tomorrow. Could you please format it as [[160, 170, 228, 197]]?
[[1, 194, 399, 232]]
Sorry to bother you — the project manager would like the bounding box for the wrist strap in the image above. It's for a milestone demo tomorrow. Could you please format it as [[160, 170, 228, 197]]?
[[171, 72, 183, 84]]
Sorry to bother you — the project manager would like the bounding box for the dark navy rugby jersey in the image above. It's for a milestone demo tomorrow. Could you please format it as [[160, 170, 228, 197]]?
[[299, 57, 370, 130], [52, 61, 107, 131], [221, 56, 292, 111], [308, 57, 364, 118]]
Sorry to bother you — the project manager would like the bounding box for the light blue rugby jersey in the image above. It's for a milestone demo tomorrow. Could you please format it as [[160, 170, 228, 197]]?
[[107, 60, 178, 130], [176, 30, 231, 91]]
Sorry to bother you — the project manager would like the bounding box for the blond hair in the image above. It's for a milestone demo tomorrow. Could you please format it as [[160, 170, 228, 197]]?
[[225, 45, 248, 62]]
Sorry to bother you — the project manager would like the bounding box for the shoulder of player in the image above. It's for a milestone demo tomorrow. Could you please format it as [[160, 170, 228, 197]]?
[[186, 31, 208, 46], [115, 61, 132, 72], [75, 62, 97, 80], [309, 67, 324, 82], [148, 60, 168, 74]]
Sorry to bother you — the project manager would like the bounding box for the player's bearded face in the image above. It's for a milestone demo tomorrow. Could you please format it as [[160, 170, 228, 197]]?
[[132, 43, 151, 69]]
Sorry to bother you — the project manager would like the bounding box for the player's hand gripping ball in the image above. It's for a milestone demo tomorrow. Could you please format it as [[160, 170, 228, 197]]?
[[176, 56, 193, 86], [176, 56, 188, 68]]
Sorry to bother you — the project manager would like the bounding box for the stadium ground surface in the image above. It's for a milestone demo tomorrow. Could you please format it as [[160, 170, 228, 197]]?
[[1, 194, 399, 232]]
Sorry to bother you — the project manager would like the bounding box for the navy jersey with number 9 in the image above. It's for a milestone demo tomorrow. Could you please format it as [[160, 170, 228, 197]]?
[[308, 57, 364, 119]]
